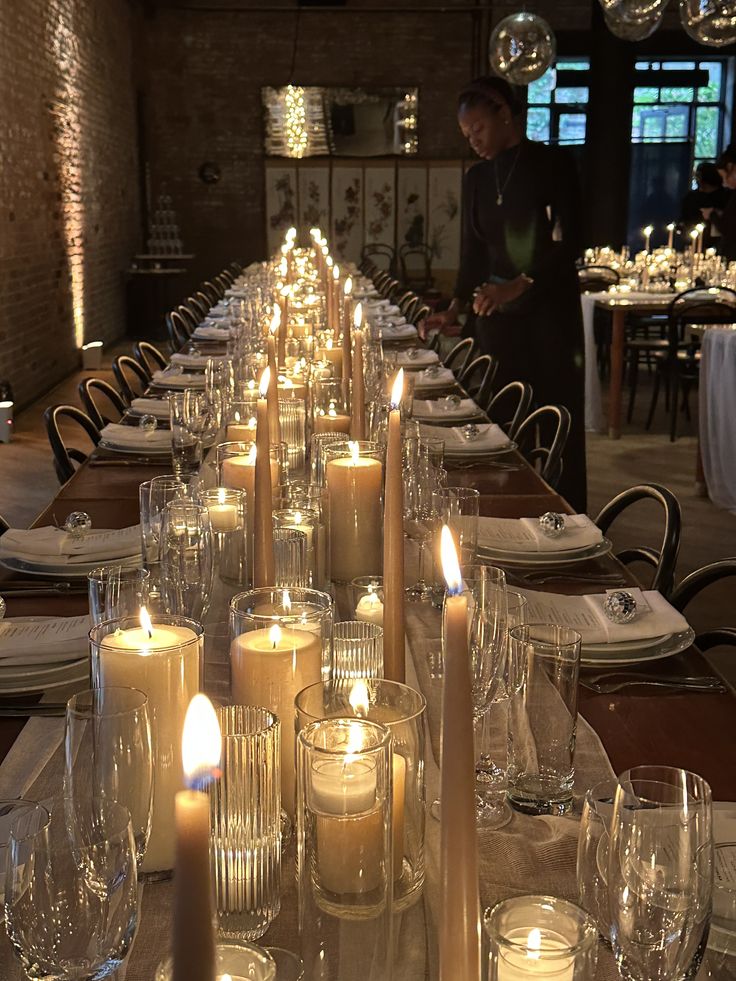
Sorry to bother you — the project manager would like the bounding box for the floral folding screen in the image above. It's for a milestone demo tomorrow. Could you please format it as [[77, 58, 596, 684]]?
[[265, 159, 465, 282]]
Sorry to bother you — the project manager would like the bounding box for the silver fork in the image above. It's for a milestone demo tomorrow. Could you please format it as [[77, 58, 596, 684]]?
[[581, 676, 727, 694]]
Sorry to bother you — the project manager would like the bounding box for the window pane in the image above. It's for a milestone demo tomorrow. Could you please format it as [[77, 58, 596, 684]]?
[[526, 107, 551, 143], [695, 105, 719, 158], [697, 60, 722, 102], [643, 112, 665, 140], [555, 86, 589, 105], [663, 60, 695, 70], [665, 108, 689, 140], [660, 87, 694, 102], [558, 59, 588, 71], [527, 67, 555, 105], [559, 113, 587, 145], [634, 87, 659, 104]]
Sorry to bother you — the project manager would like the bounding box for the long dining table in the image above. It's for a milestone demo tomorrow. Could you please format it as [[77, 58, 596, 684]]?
[[0, 343, 733, 979]]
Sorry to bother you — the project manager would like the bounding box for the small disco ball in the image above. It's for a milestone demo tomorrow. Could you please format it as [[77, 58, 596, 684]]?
[[599, 0, 668, 18], [603, 590, 638, 624], [680, 0, 736, 47], [604, 6, 663, 39], [64, 511, 92, 538], [489, 12, 556, 86], [539, 512, 566, 538], [138, 414, 158, 433]]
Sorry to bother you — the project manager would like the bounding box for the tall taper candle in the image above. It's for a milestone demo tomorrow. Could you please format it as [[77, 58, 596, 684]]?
[[173, 694, 221, 981], [332, 264, 341, 343], [266, 312, 282, 447], [439, 526, 481, 981], [350, 304, 366, 441], [383, 369, 406, 684], [278, 285, 290, 366], [342, 277, 353, 387], [254, 368, 276, 587]]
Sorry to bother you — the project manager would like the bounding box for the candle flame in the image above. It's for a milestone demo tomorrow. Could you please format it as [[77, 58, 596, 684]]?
[[326, 338, 333, 351], [390, 368, 404, 409], [294, 510, 302, 523], [346, 720, 365, 757], [325, 254, 333, 267], [353, 302, 363, 329], [248, 444, 257, 464], [280, 284, 291, 299], [666, 222, 675, 231], [248, 416, 256, 428], [270, 307, 281, 334], [283, 589, 292, 612], [696, 222, 705, 233], [690, 228, 699, 240], [348, 440, 360, 465], [218, 487, 226, 505], [349, 679, 370, 717], [526, 928, 542, 960], [182, 694, 221, 791], [279, 256, 288, 278], [282, 377, 294, 389], [440, 525, 463, 595], [328, 406, 337, 417], [269, 624, 282, 648], [139, 606, 153, 640], [642, 225, 653, 237], [234, 410, 241, 423], [333, 264, 340, 281], [309, 227, 321, 239], [286, 226, 297, 241], [259, 366, 271, 398], [344, 277, 353, 297]]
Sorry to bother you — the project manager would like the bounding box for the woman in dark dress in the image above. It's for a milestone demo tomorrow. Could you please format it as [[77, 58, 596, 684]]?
[[428, 76, 587, 511]]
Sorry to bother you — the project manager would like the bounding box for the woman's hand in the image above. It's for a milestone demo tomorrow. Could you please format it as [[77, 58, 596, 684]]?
[[424, 305, 458, 331], [473, 275, 532, 316]]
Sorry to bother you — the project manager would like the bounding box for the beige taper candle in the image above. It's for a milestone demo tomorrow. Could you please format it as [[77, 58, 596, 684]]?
[[350, 314, 366, 441], [266, 318, 282, 448], [254, 368, 275, 588], [383, 369, 406, 684]]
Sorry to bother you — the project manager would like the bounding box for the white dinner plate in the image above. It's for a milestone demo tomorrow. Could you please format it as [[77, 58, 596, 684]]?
[[580, 627, 696, 667], [0, 662, 89, 696], [478, 537, 612, 567], [443, 439, 517, 461], [97, 439, 171, 457], [0, 554, 141, 579], [0, 657, 88, 687]]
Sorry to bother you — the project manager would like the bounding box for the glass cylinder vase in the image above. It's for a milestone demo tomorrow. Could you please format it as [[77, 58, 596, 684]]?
[[324, 440, 384, 583]]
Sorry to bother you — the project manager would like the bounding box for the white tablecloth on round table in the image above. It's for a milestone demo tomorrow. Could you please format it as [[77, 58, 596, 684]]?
[[700, 327, 736, 513], [580, 293, 606, 433]]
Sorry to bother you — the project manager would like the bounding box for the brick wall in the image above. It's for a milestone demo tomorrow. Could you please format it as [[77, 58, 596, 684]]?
[[0, 0, 140, 408]]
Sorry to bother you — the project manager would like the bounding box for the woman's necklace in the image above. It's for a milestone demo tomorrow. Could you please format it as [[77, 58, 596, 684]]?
[[493, 142, 523, 206]]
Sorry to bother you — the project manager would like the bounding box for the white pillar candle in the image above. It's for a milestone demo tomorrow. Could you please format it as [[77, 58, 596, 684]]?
[[96, 610, 200, 873], [325, 442, 383, 582], [497, 929, 575, 981], [355, 591, 384, 626]]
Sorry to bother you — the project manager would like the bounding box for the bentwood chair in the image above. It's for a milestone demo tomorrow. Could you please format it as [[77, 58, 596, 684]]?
[[228, 261, 243, 277], [167, 311, 192, 351], [412, 304, 431, 326], [112, 356, 149, 404], [515, 405, 571, 490], [444, 337, 475, 378], [186, 295, 208, 320], [44, 405, 101, 483], [194, 289, 213, 312], [487, 381, 534, 439], [219, 268, 235, 285], [133, 341, 169, 378], [361, 243, 395, 276], [0, 514, 8, 537], [578, 265, 620, 293], [594, 483, 681, 597], [399, 244, 434, 293], [78, 378, 127, 430], [216, 272, 233, 290], [459, 355, 497, 406], [200, 282, 220, 304], [176, 304, 199, 333], [671, 559, 736, 651]]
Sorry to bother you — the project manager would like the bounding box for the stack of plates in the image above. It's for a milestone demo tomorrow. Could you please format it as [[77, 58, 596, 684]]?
[[0, 525, 142, 579], [0, 615, 89, 696]]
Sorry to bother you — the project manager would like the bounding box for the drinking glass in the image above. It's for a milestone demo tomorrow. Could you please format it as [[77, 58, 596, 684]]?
[[5, 799, 139, 981], [703, 842, 736, 978], [0, 800, 39, 903], [312, 378, 350, 434], [331, 620, 384, 680], [64, 686, 153, 869], [506, 623, 582, 815], [88, 566, 150, 625], [183, 388, 220, 447], [608, 765, 713, 981], [273, 527, 308, 588], [264, 948, 304, 981], [576, 778, 616, 943], [169, 392, 203, 479], [432, 487, 480, 600], [404, 453, 438, 602], [139, 475, 187, 570], [309, 431, 345, 486], [160, 500, 214, 620]]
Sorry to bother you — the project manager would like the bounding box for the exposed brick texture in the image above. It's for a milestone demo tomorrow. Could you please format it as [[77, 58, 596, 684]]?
[[0, 0, 140, 408]]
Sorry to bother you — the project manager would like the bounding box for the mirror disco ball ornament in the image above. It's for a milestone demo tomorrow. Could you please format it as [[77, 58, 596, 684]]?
[[489, 12, 556, 86], [599, 0, 668, 17], [604, 6, 664, 37], [680, 0, 736, 46]]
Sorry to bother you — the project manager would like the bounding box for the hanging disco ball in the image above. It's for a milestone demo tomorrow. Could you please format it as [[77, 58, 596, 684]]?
[[599, 0, 669, 18], [604, 6, 664, 37], [680, 0, 736, 46], [488, 12, 556, 86]]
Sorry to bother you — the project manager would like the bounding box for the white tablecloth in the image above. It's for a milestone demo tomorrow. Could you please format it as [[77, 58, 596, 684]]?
[[579, 294, 605, 433], [700, 327, 736, 513]]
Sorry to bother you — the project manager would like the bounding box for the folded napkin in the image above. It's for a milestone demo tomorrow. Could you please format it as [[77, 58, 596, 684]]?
[[100, 423, 173, 451], [130, 398, 171, 420], [417, 423, 508, 454], [152, 370, 206, 389], [0, 615, 91, 661], [517, 588, 690, 645], [170, 352, 225, 369], [413, 366, 455, 389], [193, 325, 232, 340], [208, 303, 230, 318], [413, 398, 481, 421], [381, 324, 418, 340], [478, 514, 603, 553], [396, 349, 440, 367], [0, 525, 141, 564]]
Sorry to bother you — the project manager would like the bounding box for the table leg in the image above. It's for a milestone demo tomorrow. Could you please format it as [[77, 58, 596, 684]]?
[[695, 433, 708, 498], [608, 308, 625, 439]]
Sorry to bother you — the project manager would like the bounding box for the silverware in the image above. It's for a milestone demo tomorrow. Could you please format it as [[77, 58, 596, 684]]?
[[509, 571, 624, 586], [581, 676, 727, 694], [1, 581, 85, 594], [0, 704, 66, 717], [88, 459, 168, 468]]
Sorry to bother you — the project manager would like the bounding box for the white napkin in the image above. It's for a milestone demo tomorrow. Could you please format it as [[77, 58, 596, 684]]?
[[100, 423, 172, 451], [413, 366, 455, 389], [130, 398, 171, 420], [170, 352, 225, 369], [0, 615, 90, 661], [152, 370, 206, 389], [381, 324, 418, 340], [193, 325, 232, 340], [208, 303, 230, 318], [516, 588, 690, 645], [413, 398, 481, 421], [396, 349, 440, 367], [420, 423, 509, 454], [478, 514, 603, 553], [0, 526, 141, 563]]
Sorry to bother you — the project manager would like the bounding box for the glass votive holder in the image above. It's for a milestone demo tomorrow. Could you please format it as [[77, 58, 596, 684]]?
[[278, 397, 307, 476], [264, 947, 304, 981], [296, 679, 426, 912], [331, 621, 384, 681], [273, 527, 308, 588], [309, 431, 345, 486], [297, 717, 393, 922], [313, 339, 343, 379], [351, 576, 384, 626], [155, 941, 276, 981], [89, 614, 203, 875], [200, 487, 247, 586], [229, 588, 333, 816], [88, 566, 150, 625], [274, 507, 319, 587], [209, 706, 281, 941], [484, 895, 598, 980], [277, 373, 308, 402], [216, 440, 287, 500], [224, 401, 258, 442], [312, 379, 350, 435], [324, 441, 384, 584]]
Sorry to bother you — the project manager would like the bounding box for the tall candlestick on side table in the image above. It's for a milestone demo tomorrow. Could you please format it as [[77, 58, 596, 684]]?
[[439, 526, 481, 981], [383, 369, 406, 684], [254, 369, 276, 588]]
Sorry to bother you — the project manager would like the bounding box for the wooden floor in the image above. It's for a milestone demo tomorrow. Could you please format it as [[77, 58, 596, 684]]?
[[1, 351, 734, 676]]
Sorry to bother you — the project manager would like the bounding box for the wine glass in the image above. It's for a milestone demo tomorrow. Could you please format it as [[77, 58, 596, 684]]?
[[87, 566, 151, 626], [608, 765, 713, 981], [183, 387, 220, 447], [160, 500, 214, 620], [404, 454, 439, 602], [577, 777, 616, 943], [5, 798, 139, 980], [139, 474, 187, 570], [64, 686, 153, 869]]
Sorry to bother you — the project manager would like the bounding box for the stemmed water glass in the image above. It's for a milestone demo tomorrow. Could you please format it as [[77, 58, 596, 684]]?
[[404, 453, 440, 602], [5, 799, 139, 980], [160, 500, 214, 620], [608, 765, 713, 981], [64, 686, 153, 869]]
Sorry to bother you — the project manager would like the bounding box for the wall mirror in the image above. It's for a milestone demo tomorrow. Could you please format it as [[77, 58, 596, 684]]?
[[262, 85, 418, 159]]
